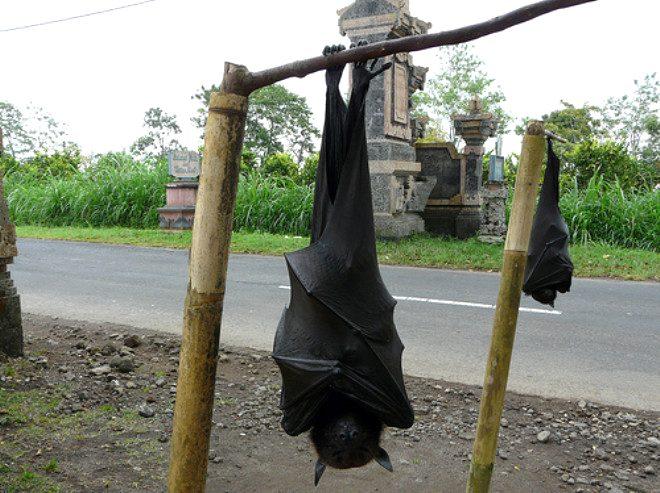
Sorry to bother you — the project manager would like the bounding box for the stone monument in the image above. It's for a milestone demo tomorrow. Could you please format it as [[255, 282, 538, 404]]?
[[338, 0, 435, 238], [0, 170, 23, 357], [416, 97, 497, 238], [479, 141, 508, 243], [158, 150, 200, 230]]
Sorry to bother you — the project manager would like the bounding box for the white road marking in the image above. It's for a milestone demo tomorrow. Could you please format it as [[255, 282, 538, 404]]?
[[277, 286, 562, 316]]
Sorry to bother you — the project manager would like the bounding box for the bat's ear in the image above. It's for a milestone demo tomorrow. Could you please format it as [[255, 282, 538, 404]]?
[[373, 446, 394, 472], [314, 459, 326, 486]]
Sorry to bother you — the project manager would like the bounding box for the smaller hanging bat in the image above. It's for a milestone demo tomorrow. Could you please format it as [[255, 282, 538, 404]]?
[[523, 139, 574, 306]]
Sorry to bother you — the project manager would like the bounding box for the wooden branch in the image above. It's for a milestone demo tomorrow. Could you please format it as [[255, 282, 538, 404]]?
[[545, 129, 570, 143], [225, 0, 596, 94]]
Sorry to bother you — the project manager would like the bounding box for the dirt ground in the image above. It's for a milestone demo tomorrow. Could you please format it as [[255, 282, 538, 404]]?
[[0, 314, 658, 493]]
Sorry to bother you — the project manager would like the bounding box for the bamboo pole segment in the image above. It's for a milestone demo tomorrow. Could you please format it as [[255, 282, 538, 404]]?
[[466, 121, 546, 493], [167, 63, 250, 493]]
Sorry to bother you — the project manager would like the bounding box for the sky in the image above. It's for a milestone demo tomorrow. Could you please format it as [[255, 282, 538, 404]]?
[[1, 0, 659, 157]]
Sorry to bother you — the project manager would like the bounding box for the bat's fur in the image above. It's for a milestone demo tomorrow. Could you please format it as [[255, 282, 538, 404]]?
[[310, 393, 383, 470]]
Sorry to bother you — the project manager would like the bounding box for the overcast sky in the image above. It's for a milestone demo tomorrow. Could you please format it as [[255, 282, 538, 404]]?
[[2, 0, 658, 157]]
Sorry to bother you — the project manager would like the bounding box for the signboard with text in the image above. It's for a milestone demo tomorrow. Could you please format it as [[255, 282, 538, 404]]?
[[168, 150, 201, 180]]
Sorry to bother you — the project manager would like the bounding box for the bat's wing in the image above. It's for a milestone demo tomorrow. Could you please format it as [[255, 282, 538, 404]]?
[[310, 62, 347, 243], [273, 263, 413, 436], [273, 59, 414, 436], [523, 139, 574, 301]]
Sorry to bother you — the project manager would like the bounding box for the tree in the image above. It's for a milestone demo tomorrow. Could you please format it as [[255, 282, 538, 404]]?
[[565, 140, 655, 190], [260, 152, 298, 178], [517, 101, 604, 162], [412, 44, 510, 142], [192, 84, 319, 164], [131, 107, 182, 159], [0, 102, 69, 159], [0, 102, 29, 158], [601, 73, 659, 166]]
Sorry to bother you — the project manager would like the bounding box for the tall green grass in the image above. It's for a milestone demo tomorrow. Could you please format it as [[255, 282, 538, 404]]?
[[234, 172, 313, 235], [5, 160, 657, 250], [6, 158, 169, 229], [559, 177, 659, 250]]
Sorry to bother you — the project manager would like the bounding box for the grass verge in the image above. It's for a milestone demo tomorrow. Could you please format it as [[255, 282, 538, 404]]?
[[16, 225, 659, 281]]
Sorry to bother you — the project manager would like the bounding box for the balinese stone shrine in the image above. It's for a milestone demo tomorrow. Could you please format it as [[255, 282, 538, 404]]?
[[339, 0, 504, 239]]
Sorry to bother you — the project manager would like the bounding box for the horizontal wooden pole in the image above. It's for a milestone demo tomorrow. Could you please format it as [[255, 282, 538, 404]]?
[[223, 0, 597, 94]]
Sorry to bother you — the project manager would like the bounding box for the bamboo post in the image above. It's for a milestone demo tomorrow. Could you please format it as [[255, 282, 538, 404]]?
[[466, 121, 546, 492], [167, 64, 250, 493]]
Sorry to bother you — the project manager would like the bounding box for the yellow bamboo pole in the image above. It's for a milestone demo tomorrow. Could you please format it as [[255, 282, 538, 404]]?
[[167, 64, 250, 493], [466, 121, 546, 492]]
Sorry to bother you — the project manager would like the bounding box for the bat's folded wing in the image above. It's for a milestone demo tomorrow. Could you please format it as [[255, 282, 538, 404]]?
[[285, 242, 396, 344], [273, 268, 413, 436]]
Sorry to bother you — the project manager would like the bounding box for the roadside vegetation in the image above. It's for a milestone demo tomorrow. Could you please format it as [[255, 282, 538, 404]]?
[[1, 49, 657, 279]]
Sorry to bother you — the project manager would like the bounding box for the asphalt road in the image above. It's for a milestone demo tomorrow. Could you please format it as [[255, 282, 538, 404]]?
[[12, 239, 660, 411]]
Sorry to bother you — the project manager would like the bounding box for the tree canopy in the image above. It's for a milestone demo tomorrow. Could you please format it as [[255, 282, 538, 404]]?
[[0, 102, 69, 159], [192, 84, 319, 164], [131, 107, 182, 159], [413, 44, 510, 142]]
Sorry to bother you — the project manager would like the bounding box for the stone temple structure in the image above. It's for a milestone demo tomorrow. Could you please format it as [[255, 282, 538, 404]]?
[[338, 0, 436, 238], [0, 170, 22, 357], [338, 1, 500, 240], [416, 98, 498, 238]]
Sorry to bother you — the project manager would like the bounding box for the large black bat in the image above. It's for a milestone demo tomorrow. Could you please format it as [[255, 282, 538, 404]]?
[[272, 44, 414, 485], [523, 139, 574, 306]]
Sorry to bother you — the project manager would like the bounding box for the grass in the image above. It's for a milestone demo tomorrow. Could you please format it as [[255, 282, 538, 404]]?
[[0, 381, 152, 492], [17, 225, 659, 281], [0, 468, 60, 493], [7, 160, 657, 248]]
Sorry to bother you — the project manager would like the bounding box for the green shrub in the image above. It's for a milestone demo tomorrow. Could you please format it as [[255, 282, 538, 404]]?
[[261, 153, 298, 178], [298, 153, 319, 185], [21, 147, 82, 179], [0, 154, 20, 175], [565, 140, 656, 190], [92, 151, 139, 170]]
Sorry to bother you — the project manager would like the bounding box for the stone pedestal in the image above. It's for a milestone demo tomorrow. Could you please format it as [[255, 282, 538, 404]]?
[[158, 180, 198, 230], [478, 182, 509, 244], [0, 171, 22, 357], [417, 98, 497, 239], [415, 97, 498, 239], [0, 269, 23, 357], [339, 0, 434, 238]]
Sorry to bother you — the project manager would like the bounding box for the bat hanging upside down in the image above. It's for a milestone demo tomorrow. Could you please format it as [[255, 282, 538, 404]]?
[[272, 43, 414, 486]]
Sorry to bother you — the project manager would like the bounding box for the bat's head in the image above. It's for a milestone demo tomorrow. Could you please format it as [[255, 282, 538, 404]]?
[[310, 395, 392, 485], [531, 288, 557, 307]]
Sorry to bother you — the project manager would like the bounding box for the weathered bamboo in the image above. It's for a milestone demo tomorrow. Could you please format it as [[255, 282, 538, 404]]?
[[466, 121, 546, 493], [167, 63, 250, 493]]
